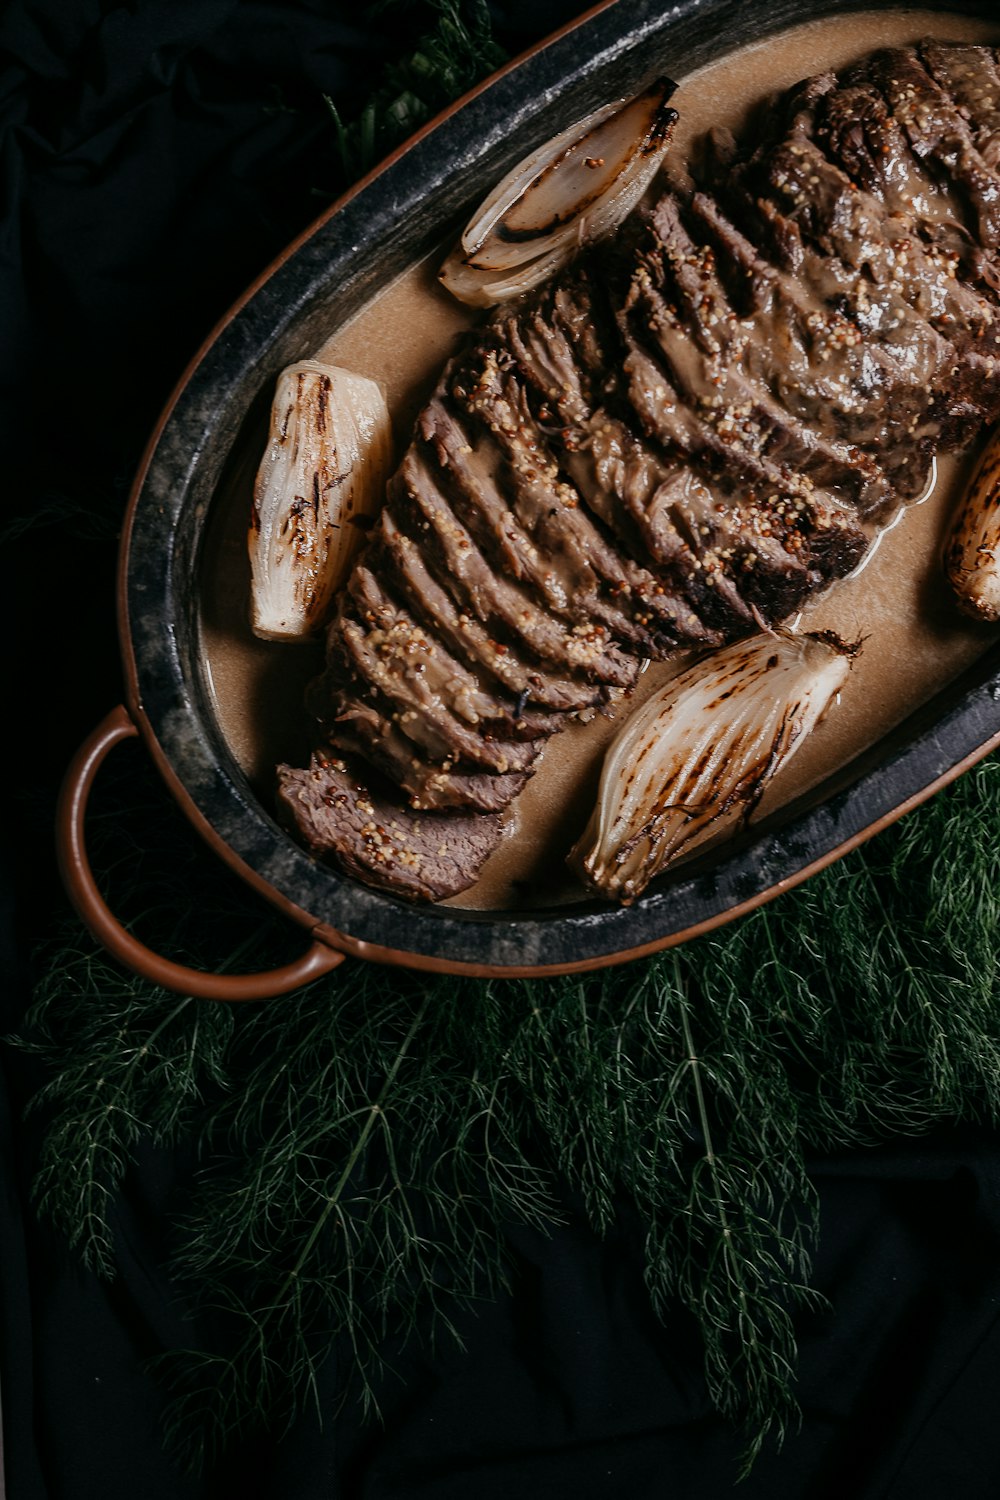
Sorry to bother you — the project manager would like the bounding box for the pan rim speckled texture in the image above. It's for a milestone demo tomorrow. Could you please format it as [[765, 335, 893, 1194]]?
[[110, 0, 1000, 980]]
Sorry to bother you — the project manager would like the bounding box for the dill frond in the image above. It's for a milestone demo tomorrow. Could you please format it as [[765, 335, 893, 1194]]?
[[24, 745, 1000, 1474], [21, 935, 234, 1276]]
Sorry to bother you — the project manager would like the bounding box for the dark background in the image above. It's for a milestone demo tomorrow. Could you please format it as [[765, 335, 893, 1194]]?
[[4, 1, 1000, 1495]]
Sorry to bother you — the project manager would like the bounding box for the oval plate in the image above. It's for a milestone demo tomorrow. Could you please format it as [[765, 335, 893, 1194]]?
[[120, 0, 1000, 975]]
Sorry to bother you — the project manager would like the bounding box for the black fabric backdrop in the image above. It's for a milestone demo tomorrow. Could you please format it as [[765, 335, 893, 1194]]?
[[5, 2, 1000, 1495]]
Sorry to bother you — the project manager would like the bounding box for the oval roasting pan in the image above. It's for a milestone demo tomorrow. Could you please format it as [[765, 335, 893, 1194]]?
[[58, 0, 1000, 996]]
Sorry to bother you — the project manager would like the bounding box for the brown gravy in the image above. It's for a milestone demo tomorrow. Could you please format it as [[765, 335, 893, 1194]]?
[[199, 7, 1000, 912]]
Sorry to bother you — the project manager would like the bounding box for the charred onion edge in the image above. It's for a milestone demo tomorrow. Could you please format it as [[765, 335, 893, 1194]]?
[[248, 360, 394, 642], [568, 628, 860, 905], [439, 77, 678, 308], [945, 427, 1000, 623]]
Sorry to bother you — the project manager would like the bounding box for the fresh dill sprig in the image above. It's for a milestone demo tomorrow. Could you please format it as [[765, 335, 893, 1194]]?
[[21, 750, 1000, 1473], [21, 934, 234, 1277], [324, 0, 506, 181], [17, 594, 1000, 1476], [155, 971, 563, 1470], [500, 957, 820, 1473]]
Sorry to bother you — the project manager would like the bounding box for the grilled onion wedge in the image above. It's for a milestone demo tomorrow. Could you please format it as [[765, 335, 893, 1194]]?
[[945, 428, 1000, 622], [569, 630, 857, 903], [248, 360, 393, 641], [440, 78, 677, 308]]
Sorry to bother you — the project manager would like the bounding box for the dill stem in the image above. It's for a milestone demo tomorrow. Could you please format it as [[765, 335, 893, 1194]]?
[[278, 994, 432, 1287], [119, 994, 195, 1068], [858, 864, 950, 1091], [671, 955, 761, 1366], [108, 926, 262, 1091]]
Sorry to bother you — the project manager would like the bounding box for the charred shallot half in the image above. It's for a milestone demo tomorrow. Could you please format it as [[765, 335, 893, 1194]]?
[[570, 631, 858, 903], [945, 427, 1000, 623], [439, 77, 677, 307], [248, 360, 393, 641]]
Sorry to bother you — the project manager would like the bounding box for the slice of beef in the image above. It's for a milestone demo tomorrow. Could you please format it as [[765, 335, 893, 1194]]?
[[565, 411, 709, 570], [276, 751, 505, 901], [453, 341, 723, 650], [818, 72, 1000, 307], [685, 189, 952, 495], [816, 74, 964, 223], [686, 189, 871, 426], [496, 296, 594, 430], [591, 347, 864, 623], [326, 704, 532, 813], [334, 605, 543, 774], [351, 543, 565, 739], [626, 229, 892, 511], [418, 398, 589, 619], [346, 561, 562, 742], [427, 351, 727, 652], [314, 561, 558, 806], [395, 447, 637, 690], [378, 506, 611, 712], [707, 109, 1000, 466], [418, 398, 682, 657], [561, 414, 761, 634], [491, 260, 624, 419], [347, 560, 513, 730], [865, 46, 1000, 250]]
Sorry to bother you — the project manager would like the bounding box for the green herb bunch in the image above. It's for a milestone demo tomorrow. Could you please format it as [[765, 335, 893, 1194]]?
[[19, 749, 1000, 1473]]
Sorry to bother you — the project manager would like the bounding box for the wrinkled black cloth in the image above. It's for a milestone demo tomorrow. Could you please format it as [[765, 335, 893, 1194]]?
[[4, 2, 1000, 1496]]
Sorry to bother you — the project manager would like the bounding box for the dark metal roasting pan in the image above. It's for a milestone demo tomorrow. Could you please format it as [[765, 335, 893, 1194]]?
[[57, 0, 1000, 998]]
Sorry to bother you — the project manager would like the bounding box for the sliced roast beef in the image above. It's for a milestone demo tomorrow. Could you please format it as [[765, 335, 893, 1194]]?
[[325, 705, 532, 813], [282, 39, 1000, 903], [337, 613, 543, 774], [685, 192, 950, 498], [626, 263, 891, 512], [418, 399, 683, 657], [276, 752, 506, 901], [866, 46, 1000, 251], [704, 96, 1000, 471], [378, 506, 611, 712], [817, 74, 960, 222], [394, 447, 638, 691], [449, 352, 719, 649]]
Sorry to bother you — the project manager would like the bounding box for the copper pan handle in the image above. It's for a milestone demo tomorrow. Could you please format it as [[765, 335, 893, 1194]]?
[[56, 706, 347, 1001]]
